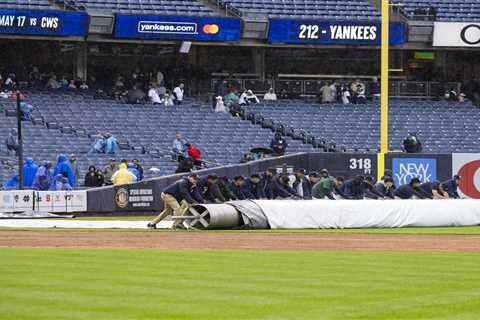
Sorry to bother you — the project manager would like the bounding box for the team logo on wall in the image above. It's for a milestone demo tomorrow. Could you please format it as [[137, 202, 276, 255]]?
[[115, 188, 129, 208], [392, 158, 437, 186], [452, 154, 480, 199]]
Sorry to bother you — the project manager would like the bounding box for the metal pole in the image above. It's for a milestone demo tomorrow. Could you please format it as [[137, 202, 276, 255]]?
[[16, 91, 24, 190], [378, 0, 390, 180]]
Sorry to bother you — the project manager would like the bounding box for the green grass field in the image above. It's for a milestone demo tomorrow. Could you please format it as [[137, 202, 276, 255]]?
[[1, 248, 480, 320]]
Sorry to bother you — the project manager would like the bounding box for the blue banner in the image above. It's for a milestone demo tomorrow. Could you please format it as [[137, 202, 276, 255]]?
[[114, 15, 241, 41], [0, 10, 88, 37], [392, 158, 437, 186], [268, 19, 406, 45]]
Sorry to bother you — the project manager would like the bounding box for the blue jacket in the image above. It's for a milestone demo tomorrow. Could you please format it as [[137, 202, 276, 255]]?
[[292, 176, 312, 200], [229, 182, 248, 200], [50, 174, 73, 191], [393, 184, 426, 199], [163, 178, 204, 204], [374, 182, 395, 199], [23, 157, 38, 188], [53, 154, 76, 187], [105, 136, 118, 155], [242, 180, 264, 199], [260, 174, 274, 199], [32, 161, 52, 191], [441, 179, 460, 199], [127, 164, 140, 182], [339, 179, 364, 199], [4, 174, 19, 190], [272, 176, 299, 199]]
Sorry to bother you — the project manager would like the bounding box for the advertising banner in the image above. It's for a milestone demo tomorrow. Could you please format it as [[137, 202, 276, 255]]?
[[0, 190, 34, 212], [268, 19, 406, 45], [433, 22, 480, 47], [114, 15, 241, 41], [452, 153, 480, 199], [35, 190, 87, 213], [392, 157, 437, 186], [0, 10, 88, 37], [114, 181, 159, 211]]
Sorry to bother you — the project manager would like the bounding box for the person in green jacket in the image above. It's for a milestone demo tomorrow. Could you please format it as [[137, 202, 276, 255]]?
[[312, 169, 337, 200]]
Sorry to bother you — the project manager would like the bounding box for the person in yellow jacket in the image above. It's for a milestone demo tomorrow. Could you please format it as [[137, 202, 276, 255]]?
[[111, 163, 136, 185]]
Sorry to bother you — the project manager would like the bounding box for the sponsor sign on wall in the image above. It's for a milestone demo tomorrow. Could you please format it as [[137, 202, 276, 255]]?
[[433, 22, 480, 47], [114, 15, 241, 41], [35, 191, 87, 213], [452, 154, 480, 199], [115, 183, 156, 211], [392, 158, 437, 186], [268, 19, 406, 45], [0, 10, 88, 37]]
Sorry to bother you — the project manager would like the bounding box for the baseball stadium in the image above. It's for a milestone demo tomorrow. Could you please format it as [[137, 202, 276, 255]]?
[[1, 0, 480, 319]]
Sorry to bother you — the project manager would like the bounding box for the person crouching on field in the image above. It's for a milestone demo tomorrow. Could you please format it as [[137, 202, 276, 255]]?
[[148, 174, 204, 229]]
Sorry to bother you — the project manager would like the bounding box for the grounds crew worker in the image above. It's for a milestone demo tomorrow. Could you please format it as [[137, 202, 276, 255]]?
[[148, 173, 204, 229]]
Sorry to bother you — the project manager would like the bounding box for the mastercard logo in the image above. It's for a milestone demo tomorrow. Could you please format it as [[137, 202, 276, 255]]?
[[203, 24, 220, 35]]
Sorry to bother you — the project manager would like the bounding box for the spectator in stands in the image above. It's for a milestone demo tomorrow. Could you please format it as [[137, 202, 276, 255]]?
[[4, 73, 16, 90], [272, 173, 300, 200], [270, 132, 288, 157], [175, 157, 194, 174], [441, 175, 461, 199], [239, 90, 260, 105], [403, 133, 422, 153], [127, 85, 146, 104], [4, 174, 19, 190], [279, 89, 290, 100], [186, 143, 202, 167], [32, 161, 52, 191], [263, 88, 277, 101], [53, 154, 75, 187], [127, 163, 140, 182], [173, 83, 185, 105], [132, 159, 144, 181], [291, 169, 311, 200], [84, 165, 104, 187], [22, 157, 38, 188], [68, 154, 80, 187], [148, 173, 203, 229], [59, 76, 68, 89], [350, 80, 366, 104], [240, 153, 253, 163], [102, 159, 118, 185], [79, 82, 89, 90], [104, 133, 118, 155], [374, 176, 395, 199], [156, 70, 164, 87], [5, 128, 18, 156], [339, 175, 365, 200], [88, 134, 106, 154], [224, 91, 239, 107], [356, 84, 367, 104], [172, 133, 188, 161], [112, 163, 135, 185], [370, 77, 380, 98], [243, 174, 264, 200], [393, 178, 427, 199], [458, 93, 467, 103], [214, 96, 227, 113], [68, 80, 77, 90], [148, 83, 162, 104], [50, 174, 73, 191], [311, 169, 337, 200], [419, 181, 448, 199], [229, 176, 247, 200], [164, 90, 175, 106], [341, 85, 351, 105], [261, 167, 276, 199], [319, 82, 333, 104]]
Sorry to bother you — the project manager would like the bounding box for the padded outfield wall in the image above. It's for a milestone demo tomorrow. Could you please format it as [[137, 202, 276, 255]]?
[[87, 152, 480, 214]]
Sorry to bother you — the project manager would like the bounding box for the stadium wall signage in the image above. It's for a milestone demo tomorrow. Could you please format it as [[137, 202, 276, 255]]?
[[267, 19, 406, 45], [114, 182, 159, 211], [0, 9, 88, 37], [113, 15, 241, 41], [452, 154, 480, 199], [433, 22, 480, 47], [391, 157, 437, 186]]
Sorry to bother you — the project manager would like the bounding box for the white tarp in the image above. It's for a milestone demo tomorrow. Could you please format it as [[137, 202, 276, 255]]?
[[253, 200, 480, 229]]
